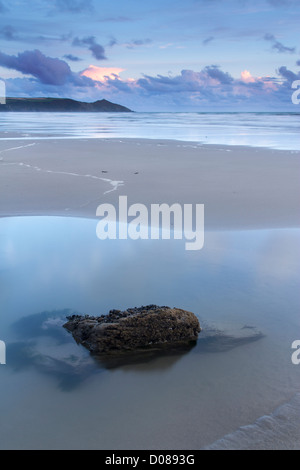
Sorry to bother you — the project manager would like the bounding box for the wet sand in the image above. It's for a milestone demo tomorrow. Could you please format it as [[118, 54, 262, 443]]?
[[0, 138, 299, 229]]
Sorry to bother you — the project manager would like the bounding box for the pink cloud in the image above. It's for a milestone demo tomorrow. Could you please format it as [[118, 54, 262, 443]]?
[[241, 69, 278, 92], [81, 65, 125, 82], [241, 70, 256, 83]]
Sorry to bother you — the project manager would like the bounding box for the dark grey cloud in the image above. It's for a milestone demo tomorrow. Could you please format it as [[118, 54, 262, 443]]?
[[272, 42, 295, 54], [272, 41, 296, 54], [132, 39, 152, 46], [0, 49, 71, 85], [0, 26, 72, 45], [54, 0, 93, 13], [204, 65, 234, 84], [203, 36, 214, 45], [126, 39, 152, 49], [64, 54, 82, 62], [89, 43, 106, 60], [73, 36, 107, 60], [103, 76, 133, 93], [136, 67, 234, 95], [277, 65, 298, 82], [57, 32, 73, 42], [108, 37, 118, 47], [264, 33, 296, 53], [107, 38, 152, 49], [0, 25, 17, 41], [5, 72, 97, 102], [137, 74, 184, 93], [69, 73, 96, 88]]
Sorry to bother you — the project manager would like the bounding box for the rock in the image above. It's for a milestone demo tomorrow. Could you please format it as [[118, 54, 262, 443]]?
[[63, 305, 201, 355]]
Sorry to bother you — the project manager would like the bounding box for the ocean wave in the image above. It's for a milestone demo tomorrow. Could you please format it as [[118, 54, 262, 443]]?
[[205, 393, 300, 450]]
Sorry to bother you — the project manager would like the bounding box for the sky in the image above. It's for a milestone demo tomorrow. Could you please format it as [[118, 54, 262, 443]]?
[[0, 0, 299, 111]]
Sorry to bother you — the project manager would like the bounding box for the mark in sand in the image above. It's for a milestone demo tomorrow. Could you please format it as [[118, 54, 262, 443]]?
[[0, 143, 36, 160], [0, 143, 124, 195]]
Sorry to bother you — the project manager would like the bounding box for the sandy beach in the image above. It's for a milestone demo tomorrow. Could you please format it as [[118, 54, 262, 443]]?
[[0, 138, 299, 230]]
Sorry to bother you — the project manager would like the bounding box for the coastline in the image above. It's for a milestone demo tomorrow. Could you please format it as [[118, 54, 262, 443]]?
[[0, 137, 299, 230]]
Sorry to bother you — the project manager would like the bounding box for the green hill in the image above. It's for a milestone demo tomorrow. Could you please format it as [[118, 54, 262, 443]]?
[[0, 97, 133, 112]]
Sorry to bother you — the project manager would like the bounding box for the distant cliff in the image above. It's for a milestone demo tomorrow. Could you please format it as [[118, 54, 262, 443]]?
[[0, 98, 133, 112]]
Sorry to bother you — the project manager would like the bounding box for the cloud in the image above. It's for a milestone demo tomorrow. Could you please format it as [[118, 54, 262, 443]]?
[[89, 43, 107, 61], [0, 25, 17, 41], [81, 65, 125, 81], [4, 58, 300, 112], [109, 38, 152, 49], [277, 65, 299, 82], [4, 74, 97, 103], [272, 42, 296, 54], [241, 70, 256, 83], [132, 67, 236, 96], [123, 39, 152, 49], [101, 75, 134, 93], [264, 33, 296, 53], [131, 39, 152, 47], [0, 49, 72, 85], [108, 37, 118, 47], [203, 36, 214, 45], [116, 66, 298, 110], [204, 65, 234, 84], [296, 60, 300, 66], [73, 36, 107, 60], [0, 26, 72, 45], [64, 54, 82, 62], [53, 0, 93, 13]]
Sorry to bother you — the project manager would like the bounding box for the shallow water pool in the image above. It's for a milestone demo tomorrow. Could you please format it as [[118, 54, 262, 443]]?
[[0, 216, 299, 449]]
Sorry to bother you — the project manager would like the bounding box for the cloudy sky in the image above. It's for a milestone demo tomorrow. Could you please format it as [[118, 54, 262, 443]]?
[[0, 0, 299, 111]]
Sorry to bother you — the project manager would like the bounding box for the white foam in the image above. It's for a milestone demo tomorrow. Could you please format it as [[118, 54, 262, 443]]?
[[205, 394, 300, 450]]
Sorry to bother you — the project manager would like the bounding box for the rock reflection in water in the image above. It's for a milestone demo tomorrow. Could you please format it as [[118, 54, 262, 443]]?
[[7, 310, 264, 390], [92, 341, 197, 370]]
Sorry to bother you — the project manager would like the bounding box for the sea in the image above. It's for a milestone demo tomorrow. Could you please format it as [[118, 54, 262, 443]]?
[[0, 112, 299, 450], [0, 111, 299, 150]]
